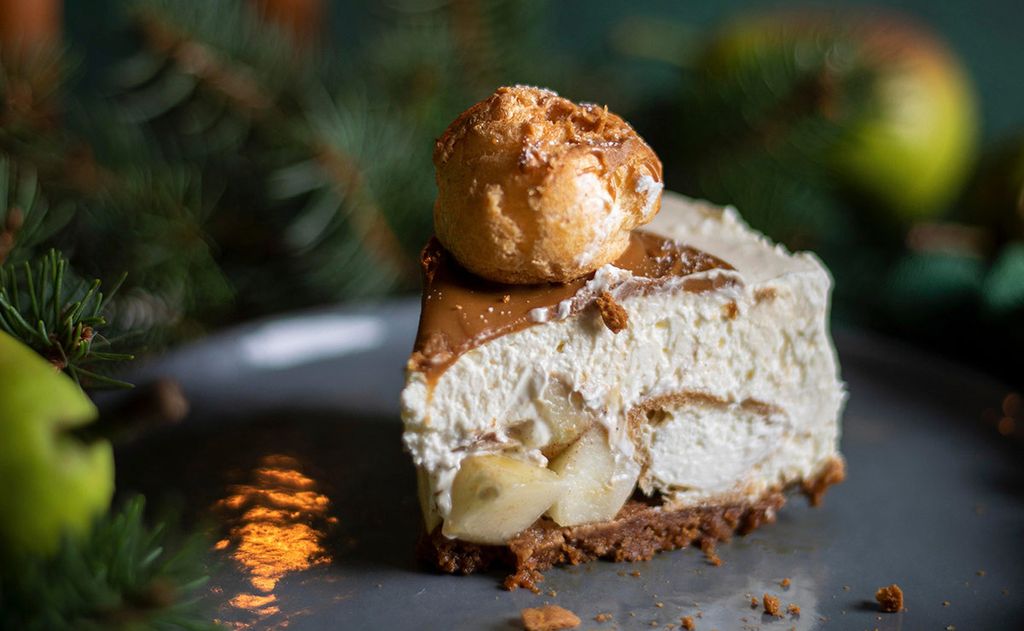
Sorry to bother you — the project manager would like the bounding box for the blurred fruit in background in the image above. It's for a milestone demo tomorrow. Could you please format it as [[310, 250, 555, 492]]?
[[680, 7, 977, 249], [0, 331, 114, 558], [829, 13, 977, 223]]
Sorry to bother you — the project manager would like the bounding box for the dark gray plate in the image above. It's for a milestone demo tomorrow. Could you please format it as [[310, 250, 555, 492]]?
[[113, 299, 1024, 630]]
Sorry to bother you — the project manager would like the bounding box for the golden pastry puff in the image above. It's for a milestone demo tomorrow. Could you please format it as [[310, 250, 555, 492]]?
[[433, 86, 663, 284]]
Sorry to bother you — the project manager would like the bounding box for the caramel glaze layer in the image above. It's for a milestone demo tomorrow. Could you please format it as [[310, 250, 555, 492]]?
[[409, 231, 735, 381]]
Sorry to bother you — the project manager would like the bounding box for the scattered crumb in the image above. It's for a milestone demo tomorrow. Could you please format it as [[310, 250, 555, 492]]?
[[699, 540, 722, 566], [681, 616, 696, 630], [1002, 588, 1010, 596], [594, 612, 612, 623], [875, 584, 904, 613], [631, 570, 642, 578], [780, 578, 791, 588], [786, 604, 800, 616], [656, 602, 665, 608], [750, 597, 759, 609], [977, 570, 986, 577], [547, 589, 558, 597], [596, 291, 628, 333], [763, 594, 782, 617], [649, 621, 658, 627], [521, 605, 581, 631], [946, 626, 956, 631], [943, 600, 950, 607], [842, 585, 851, 591], [617, 571, 627, 577], [502, 294, 510, 304]]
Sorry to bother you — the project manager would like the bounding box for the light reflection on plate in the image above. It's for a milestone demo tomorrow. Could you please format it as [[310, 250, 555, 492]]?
[[239, 316, 386, 369], [212, 454, 337, 629]]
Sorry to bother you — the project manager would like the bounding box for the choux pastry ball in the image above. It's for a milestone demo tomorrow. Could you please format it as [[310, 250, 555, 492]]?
[[433, 85, 663, 284]]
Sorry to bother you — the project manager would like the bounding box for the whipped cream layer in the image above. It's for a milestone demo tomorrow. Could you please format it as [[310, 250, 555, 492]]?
[[401, 193, 846, 530]]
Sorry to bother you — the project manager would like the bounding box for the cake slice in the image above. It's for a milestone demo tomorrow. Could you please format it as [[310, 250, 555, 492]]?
[[400, 86, 846, 589]]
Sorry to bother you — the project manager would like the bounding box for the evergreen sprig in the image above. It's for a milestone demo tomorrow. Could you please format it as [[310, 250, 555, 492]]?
[[0, 155, 75, 265], [0, 249, 132, 388], [0, 497, 220, 631]]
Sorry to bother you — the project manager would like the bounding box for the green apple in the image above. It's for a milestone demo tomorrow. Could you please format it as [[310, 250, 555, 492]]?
[[835, 15, 977, 221], [0, 331, 114, 557], [703, 10, 978, 222]]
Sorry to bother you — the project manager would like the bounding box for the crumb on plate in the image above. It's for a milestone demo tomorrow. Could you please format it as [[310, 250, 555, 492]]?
[[875, 584, 904, 613], [521, 605, 581, 631]]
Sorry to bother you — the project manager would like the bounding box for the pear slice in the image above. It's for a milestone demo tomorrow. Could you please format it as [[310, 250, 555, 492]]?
[[443, 454, 564, 545], [546, 426, 639, 527], [536, 379, 595, 458]]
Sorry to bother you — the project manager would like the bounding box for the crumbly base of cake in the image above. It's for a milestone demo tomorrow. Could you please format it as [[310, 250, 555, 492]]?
[[417, 457, 845, 591]]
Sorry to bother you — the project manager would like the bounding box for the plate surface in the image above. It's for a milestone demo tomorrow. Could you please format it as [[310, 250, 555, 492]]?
[[113, 299, 1024, 630]]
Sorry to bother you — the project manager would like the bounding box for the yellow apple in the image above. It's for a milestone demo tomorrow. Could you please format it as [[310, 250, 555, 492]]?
[[0, 331, 115, 557]]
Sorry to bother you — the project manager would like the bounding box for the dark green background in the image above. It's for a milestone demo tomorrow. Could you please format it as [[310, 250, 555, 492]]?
[[67, 0, 1022, 144]]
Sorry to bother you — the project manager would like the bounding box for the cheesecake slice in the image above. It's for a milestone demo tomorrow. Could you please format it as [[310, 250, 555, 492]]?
[[401, 192, 846, 589]]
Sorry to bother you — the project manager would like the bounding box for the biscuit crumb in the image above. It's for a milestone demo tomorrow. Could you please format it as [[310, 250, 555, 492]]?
[[699, 539, 722, 566], [786, 603, 800, 616], [780, 578, 791, 588], [946, 626, 956, 631], [656, 602, 664, 608], [681, 616, 696, 630], [763, 594, 782, 617], [943, 600, 950, 607], [548, 589, 558, 597], [631, 570, 642, 577], [750, 596, 759, 609], [521, 605, 581, 631], [596, 291, 628, 333], [502, 294, 511, 303], [976, 570, 986, 577], [875, 584, 904, 613], [594, 612, 612, 623]]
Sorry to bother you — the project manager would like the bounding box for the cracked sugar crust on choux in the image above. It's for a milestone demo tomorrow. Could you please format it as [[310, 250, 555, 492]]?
[[433, 85, 664, 284]]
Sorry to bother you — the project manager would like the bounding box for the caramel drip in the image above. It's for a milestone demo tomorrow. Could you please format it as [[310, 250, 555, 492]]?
[[410, 231, 734, 380]]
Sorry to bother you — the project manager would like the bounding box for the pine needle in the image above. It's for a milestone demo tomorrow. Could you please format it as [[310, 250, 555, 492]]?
[[0, 249, 133, 387], [0, 496, 221, 631]]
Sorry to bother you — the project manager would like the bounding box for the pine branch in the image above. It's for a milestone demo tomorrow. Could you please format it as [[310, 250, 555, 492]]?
[[0, 496, 221, 631], [115, 0, 309, 160], [0, 249, 133, 388], [0, 155, 75, 265]]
